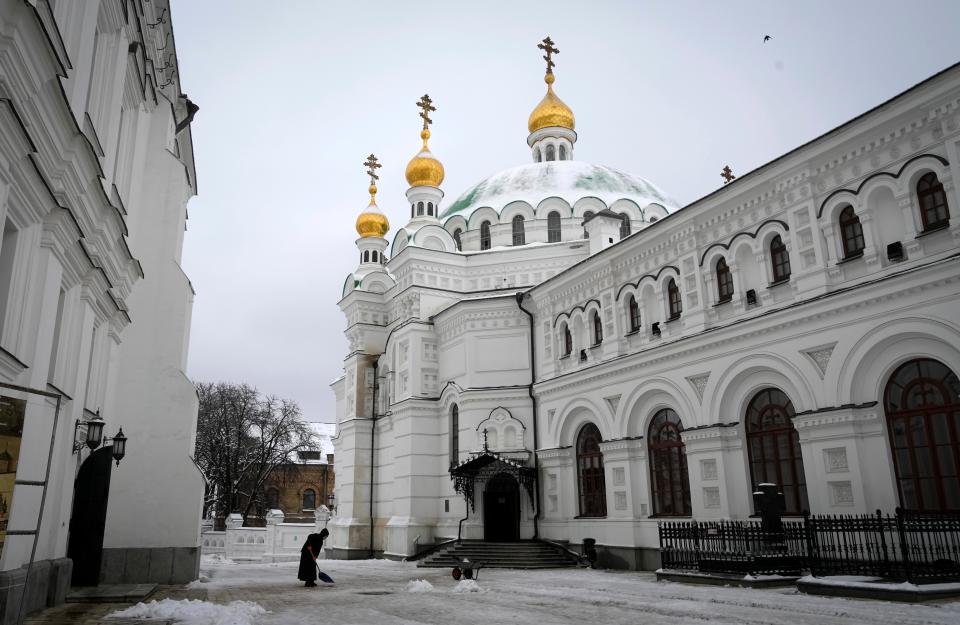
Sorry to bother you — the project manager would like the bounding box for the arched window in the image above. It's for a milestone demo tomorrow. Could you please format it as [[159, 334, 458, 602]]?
[[363, 250, 369, 263], [746, 388, 809, 515], [591, 311, 603, 345], [427, 202, 434, 216], [619, 213, 631, 239], [449, 404, 460, 469], [648, 409, 691, 516], [302, 489, 316, 511], [839, 205, 864, 258], [533, 147, 541, 163], [917, 172, 950, 231], [770, 235, 791, 282], [561, 324, 572, 357], [512, 215, 525, 246], [546, 144, 556, 161], [576, 423, 606, 517], [265, 488, 280, 510], [667, 279, 682, 319], [480, 221, 491, 250], [627, 295, 640, 333], [453, 228, 462, 251], [884, 358, 960, 511], [547, 211, 561, 243], [559, 144, 567, 161], [417, 201, 424, 217], [583, 211, 594, 238], [716, 258, 733, 303]]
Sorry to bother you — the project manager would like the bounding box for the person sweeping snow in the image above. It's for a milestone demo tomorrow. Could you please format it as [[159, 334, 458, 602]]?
[[297, 528, 329, 587]]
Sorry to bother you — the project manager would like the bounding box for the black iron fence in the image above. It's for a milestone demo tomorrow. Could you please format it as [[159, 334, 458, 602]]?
[[659, 508, 960, 584]]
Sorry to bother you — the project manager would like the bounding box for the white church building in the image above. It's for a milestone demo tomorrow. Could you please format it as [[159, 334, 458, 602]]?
[[329, 43, 960, 569]]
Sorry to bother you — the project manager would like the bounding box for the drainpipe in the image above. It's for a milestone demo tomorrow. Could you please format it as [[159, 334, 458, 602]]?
[[514, 292, 540, 539], [369, 360, 378, 558]]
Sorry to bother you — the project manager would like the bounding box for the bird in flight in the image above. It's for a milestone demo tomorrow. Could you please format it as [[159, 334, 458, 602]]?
[[763, 35, 772, 42]]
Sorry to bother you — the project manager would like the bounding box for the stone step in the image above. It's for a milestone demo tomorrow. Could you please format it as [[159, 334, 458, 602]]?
[[416, 540, 579, 569]]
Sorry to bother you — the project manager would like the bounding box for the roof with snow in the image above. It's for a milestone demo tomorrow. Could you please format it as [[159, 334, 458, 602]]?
[[441, 160, 677, 220]]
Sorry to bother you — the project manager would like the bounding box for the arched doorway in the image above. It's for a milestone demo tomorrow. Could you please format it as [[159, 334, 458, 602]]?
[[67, 446, 114, 586], [483, 472, 519, 542], [884, 358, 960, 511]]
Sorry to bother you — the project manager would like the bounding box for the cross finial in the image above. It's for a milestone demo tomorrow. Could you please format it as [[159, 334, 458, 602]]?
[[721, 165, 736, 184], [538, 36, 559, 75], [416, 94, 436, 130], [363, 154, 381, 185]]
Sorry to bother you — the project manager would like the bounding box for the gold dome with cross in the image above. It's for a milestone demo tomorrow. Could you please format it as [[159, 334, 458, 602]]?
[[355, 154, 390, 238], [405, 94, 445, 188], [528, 36, 575, 133]]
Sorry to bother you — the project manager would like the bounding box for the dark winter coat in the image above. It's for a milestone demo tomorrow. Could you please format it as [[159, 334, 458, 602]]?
[[297, 530, 328, 582]]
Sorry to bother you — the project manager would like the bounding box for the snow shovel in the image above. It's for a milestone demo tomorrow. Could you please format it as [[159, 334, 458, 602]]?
[[316, 564, 334, 584]]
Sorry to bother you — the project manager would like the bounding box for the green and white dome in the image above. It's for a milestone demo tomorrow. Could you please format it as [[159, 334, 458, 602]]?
[[441, 161, 677, 220]]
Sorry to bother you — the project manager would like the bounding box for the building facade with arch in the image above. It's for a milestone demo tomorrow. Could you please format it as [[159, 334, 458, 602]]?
[[329, 55, 960, 568]]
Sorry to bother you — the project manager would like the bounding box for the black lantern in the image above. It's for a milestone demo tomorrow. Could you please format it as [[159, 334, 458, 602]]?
[[73, 414, 105, 454], [85, 416, 105, 450], [110, 428, 127, 466]]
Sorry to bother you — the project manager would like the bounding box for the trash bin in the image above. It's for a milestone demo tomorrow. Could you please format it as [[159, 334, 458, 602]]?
[[583, 538, 598, 567]]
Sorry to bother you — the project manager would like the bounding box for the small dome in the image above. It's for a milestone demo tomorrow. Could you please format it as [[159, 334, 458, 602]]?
[[405, 129, 445, 188], [528, 74, 575, 133], [356, 184, 390, 238]]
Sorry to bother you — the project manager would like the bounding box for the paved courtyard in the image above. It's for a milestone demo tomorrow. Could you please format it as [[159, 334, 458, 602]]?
[[49, 557, 956, 625]]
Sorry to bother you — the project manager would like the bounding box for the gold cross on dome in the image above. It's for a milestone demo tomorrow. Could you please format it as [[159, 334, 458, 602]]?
[[538, 36, 559, 75], [416, 94, 436, 129], [721, 165, 736, 184], [363, 154, 381, 183]]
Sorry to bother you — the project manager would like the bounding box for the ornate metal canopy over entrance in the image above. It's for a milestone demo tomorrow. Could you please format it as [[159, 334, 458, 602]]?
[[450, 450, 536, 511]]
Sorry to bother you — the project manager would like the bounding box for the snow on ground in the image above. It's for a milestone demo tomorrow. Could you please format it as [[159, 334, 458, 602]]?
[[108, 598, 265, 625], [182, 558, 960, 625], [405, 579, 434, 593]]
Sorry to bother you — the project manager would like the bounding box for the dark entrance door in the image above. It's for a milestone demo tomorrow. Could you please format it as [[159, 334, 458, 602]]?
[[483, 473, 520, 542], [67, 446, 114, 586]]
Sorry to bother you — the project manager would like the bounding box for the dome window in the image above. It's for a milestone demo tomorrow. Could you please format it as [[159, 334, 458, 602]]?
[[512, 215, 526, 246], [545, 145, 556, 162], [417, 201, 424, 216], [534, 147, 542, 163], [453, 228, 463, 251], [559, 145, 567, 161], [427, 202, 434, 216], [548, 211, 561, 243], [480, 221, 492, 250]]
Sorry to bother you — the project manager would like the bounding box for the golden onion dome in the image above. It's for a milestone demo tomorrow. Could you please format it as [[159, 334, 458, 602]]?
[[405, 129, 445, 187], [355, 184, 390, 238], [528, 73, 575, 133]]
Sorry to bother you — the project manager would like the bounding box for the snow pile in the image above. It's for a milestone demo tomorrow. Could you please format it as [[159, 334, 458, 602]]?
[[452, 579, 485, 593], [108, 598, 266, 625], [200, 554, 235, 565], [405, 579, 434, 593], [185, 576, 209, 589]]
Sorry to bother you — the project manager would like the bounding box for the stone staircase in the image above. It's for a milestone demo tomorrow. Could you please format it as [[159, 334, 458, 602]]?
[[417, 540, 581, 569]]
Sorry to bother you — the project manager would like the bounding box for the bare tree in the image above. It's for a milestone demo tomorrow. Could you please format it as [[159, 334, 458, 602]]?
[[194, 382, 315, 524]]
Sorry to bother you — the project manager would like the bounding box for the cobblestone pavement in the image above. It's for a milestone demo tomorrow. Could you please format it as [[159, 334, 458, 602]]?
[[25, 559, 960, 625], [25, 586, 206, 624]]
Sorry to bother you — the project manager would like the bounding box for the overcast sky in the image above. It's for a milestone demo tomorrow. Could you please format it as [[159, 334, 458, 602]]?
[[170, 0, 960, 422]]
